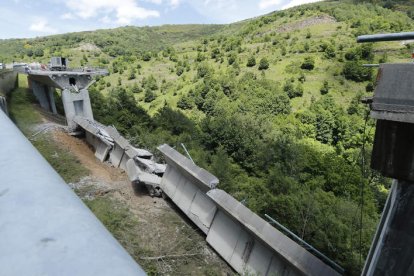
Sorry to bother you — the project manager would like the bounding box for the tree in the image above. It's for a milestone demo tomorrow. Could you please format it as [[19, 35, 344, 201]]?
[[343, 61, 372, 82], [128, 69, 136, 80], [301, 57, 314, 70], [142, 52, 152, 61], [34, 48, 44, 57], [246, 55, 256, 67], [320, 81, 329, 95], [26, 49, 33, 57], [258, 58, 269, 70], [176, 66, 184, 76], [144, 89, 156, 102]]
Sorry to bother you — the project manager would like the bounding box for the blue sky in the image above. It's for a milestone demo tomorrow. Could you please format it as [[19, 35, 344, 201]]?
[[0, 0, 322, 39]]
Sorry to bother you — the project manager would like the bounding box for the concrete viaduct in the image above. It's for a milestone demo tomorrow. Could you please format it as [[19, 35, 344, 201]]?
[[0, 64, 344, 275]]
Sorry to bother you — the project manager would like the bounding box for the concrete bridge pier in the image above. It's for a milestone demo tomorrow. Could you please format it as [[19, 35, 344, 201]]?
[[61, 88, 94, 131], [28, 70, 104, 132], [31, 80, 57, 114]]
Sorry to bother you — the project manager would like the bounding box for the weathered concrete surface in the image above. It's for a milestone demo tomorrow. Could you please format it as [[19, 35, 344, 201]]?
[[62, 88, 94, 131], [105, 126, 128, 168], [363, 181, 414, 276], [158, 144, 218, 191], [207, 189, 340, 276], [134, 156, 166, 175], [158, 144, 220, 234], [105, 126, 152, 170], [0, 109, 145, 276], [126, 158, 162, 197], [28, 72, 98, 131], [158, 144, 340, 275], [31, 80, 57, 113], [74, 116, 113, 162]]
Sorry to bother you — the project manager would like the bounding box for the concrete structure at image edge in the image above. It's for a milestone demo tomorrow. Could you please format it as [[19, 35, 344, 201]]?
[[157, 144, 340, 276], [24, 59, 108, 131], [0, 106, 145, 276]]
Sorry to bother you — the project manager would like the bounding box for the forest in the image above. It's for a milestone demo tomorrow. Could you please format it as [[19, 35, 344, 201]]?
[[1, 0, 414, 274]]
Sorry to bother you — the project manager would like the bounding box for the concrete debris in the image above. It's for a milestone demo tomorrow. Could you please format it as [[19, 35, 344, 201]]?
[[133, 156, 166, 176], [126, 159, 162, 197], [105, 126, 129, 149], [125, 145, 153, 160], [97, 127, 114, 146], [126, 159, 143, 182]]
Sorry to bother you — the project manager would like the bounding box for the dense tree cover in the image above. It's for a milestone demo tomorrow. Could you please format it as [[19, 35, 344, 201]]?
[[4, 1, 414, 274]]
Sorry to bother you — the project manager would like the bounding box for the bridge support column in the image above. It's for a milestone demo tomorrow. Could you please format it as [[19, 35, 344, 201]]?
[[48, 87, 57, 114], [61, 88, 94, 131], [31, 80, 57, 114]]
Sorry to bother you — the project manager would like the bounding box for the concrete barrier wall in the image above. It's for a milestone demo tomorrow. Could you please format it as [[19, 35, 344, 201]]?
[[157, 144, 340, 276]]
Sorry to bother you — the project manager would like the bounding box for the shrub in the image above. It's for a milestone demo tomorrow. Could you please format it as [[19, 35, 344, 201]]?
[[320, 81, 329, 95], [246, 56, 256, 67], [144, 89, 156, 102], [301, 57, 315, 70], [258, 58, 269, 70], [343, 61, 372, 82]]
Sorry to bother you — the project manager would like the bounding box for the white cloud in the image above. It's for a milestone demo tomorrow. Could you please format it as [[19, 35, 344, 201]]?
[[29, 17, 57, 33], [65, 0, 160, 25], [169, 0, 180, 8], [259, 0, 281, 10], [61, 13, 75, 20]]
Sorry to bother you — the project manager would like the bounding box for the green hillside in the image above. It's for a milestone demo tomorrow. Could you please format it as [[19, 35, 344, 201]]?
[[2, 1, 414, 274]]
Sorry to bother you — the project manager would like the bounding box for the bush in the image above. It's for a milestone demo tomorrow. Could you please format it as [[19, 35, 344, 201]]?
[[246, 55, 256, 67], [301, 57, 315, 70], [177, 95, 194, 110], [284, 81, 303, 98], [144, 89, 156, 102], [343, 61, 372, 82], [258, 58, 269, 70], [142, 52, 152, 61], [176, 66, 184, 76], [34, 48, 44, 57], [320, 81, 329, 95], [324, 45, 336, 59]]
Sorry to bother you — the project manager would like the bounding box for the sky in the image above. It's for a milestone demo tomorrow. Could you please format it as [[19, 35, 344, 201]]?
[[0, 0, 323, 39]]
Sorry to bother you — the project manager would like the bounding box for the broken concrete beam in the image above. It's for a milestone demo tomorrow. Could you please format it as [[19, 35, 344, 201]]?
[[206, 189, 340, 276], [126, 159, 162, 197], [105, 126, 129, 149], [126, 159, 143, 182], [125, 146, 153, 159], [74, 116, 112, 162], [157, 144, 218, 191], [133, 156, 166, 175]]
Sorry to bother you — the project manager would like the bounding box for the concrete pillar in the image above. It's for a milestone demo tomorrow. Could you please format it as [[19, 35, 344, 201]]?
[[31, 80, 52, 112], [61, 88, 94, 131], [363, 181, 414, 275], [48, 87, 57, 114]]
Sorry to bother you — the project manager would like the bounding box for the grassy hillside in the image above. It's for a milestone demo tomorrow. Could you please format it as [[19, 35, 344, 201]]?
[[2, 1, 414, 274]]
